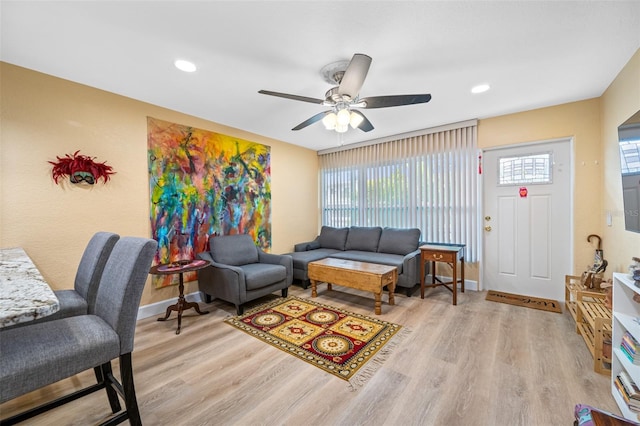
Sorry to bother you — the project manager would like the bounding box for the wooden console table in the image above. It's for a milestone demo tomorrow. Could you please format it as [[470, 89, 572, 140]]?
[[419, 244, 465, 305]]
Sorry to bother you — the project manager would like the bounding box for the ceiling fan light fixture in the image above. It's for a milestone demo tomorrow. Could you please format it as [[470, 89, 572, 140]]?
[[259, 53, 430, 135], [322, 112, 337, 130], [349, 111, 364, 129], [335, 123, 349, 133], [336, 108, 351, 126]]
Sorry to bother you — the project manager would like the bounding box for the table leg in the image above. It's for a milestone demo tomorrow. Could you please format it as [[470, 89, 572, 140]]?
[[420, 254, 426, 299], [374, 292, 381, 315], [311, 279, 317, 297], [452, 260, 457, 306], [157, 272, 209, 335], [388, 279, 396, 306]]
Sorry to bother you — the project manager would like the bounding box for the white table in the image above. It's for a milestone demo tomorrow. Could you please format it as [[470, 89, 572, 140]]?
[[0, 247, 60, 328]]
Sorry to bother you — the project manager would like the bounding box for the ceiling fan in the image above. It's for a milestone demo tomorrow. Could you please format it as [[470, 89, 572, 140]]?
[[258, 53, 432, 133]]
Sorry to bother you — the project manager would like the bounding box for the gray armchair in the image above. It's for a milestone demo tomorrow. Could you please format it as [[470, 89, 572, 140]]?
[[197, 234, 293, 315]]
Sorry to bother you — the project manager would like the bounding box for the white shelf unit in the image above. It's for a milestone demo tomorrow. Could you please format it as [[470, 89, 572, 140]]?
[[611, 272, 640, 421]]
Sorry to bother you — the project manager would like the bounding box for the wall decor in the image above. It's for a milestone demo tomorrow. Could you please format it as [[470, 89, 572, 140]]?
[[147, 117, 271, 288], [48, 150, 115, 185]]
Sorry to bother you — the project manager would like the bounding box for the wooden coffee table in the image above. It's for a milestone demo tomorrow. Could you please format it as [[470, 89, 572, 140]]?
[[308, 258, 397, 315]]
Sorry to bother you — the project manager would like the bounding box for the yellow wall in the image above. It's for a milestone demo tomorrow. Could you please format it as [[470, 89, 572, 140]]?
[[0, 62, 319, 306], [478, 98, 603, 275], [601, 49, 640, 273], [477, 48, 640, 276]]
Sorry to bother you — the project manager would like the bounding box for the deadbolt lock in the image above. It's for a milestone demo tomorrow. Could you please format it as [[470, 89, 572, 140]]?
[[485, 216, 491, 221]]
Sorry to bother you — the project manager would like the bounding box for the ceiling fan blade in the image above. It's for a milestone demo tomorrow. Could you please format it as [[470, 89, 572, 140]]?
[[292, 111, 331, 131], [360, 94, 432, 109], [258, 90, 324, 105], [337, 54, 372, 99], [350, 110, 374, 132]]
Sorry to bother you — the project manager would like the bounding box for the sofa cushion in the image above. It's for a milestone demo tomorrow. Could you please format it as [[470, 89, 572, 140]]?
[[377, 228, 421, 255], [330, 251, 405, 273], [241, 263, 287, 290], [345, 226, 382, 252], [318, 226, 349, 250], [289, 249, 341, 270], [210, 235, 259, 266]]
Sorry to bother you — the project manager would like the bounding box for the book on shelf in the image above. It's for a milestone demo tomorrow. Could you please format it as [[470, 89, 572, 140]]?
[[621, 332, 640, 365], [623, 332, 640, 353], [614, 376, 640, 411], [618, 371, 640, 400], [620, 344, 640, 365]]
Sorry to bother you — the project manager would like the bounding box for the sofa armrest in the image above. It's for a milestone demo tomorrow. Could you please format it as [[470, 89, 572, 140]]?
[[294, 237, 320, 252], [258, 251, 294, 285], [196, 252, 245, 286], [402, 249, 422, 285]]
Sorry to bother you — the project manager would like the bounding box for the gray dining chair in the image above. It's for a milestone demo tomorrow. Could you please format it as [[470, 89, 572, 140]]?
[[3, 231, 119, 330], [0, 236, 157, 426], [53, 231, 120, 317]]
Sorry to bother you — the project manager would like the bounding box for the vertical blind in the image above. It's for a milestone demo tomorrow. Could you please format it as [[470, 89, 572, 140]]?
[[319, 123, 480, 262]]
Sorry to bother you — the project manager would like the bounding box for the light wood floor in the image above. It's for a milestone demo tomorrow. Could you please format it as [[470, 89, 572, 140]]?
[[1, 284, 620, 425]]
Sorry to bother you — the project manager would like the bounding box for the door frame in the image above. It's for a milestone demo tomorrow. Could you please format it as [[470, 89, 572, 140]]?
[[479, 137, 575, 293]]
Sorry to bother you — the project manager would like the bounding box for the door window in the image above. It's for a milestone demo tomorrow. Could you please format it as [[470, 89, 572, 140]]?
[[498, 152, 552, 185]]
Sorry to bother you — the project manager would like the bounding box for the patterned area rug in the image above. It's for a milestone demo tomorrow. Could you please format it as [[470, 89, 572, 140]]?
[[485, 290, 562, 313], [224, 296, 408, 387]]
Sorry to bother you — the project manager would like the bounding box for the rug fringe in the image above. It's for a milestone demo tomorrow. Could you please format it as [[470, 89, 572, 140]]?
[[348, 326, 412, 391]]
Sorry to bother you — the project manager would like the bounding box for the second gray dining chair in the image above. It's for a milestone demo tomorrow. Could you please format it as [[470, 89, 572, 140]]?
[[0, 236, 157, 425]]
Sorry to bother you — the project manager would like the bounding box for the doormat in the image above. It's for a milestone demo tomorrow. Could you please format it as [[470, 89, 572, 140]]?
[[485, 290, 562, 313], [224, 296, 409, 388]]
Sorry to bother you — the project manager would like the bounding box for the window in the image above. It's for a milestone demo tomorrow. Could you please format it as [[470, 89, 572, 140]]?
[[319, 123, 480, 261], [498, 152, 552, 185]]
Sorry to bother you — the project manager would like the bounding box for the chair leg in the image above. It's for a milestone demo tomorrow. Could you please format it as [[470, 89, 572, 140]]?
[[236, 305, 244, 316], [282, 288, 288, 298], [204, 293, 212, 303], [96, 363, 121, 413], [119, 353, 142, 426]]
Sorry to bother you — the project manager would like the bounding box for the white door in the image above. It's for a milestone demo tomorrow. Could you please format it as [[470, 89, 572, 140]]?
[[482, 139, 572, 302]]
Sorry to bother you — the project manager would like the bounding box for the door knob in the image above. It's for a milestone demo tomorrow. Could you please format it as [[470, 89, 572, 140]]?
[[484, 226, 492, 232], [485, 216, 491, 221]]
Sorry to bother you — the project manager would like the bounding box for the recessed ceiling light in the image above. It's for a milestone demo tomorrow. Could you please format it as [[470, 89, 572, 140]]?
[[174, 59, 197, 73], [471, 84, 490, 94]]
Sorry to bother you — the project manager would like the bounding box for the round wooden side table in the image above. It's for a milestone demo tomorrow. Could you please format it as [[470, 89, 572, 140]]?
[[149, 259, 210, 334]]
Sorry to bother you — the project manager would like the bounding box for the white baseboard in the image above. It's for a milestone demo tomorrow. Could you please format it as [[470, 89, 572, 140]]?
[[137, 291, 205, 321], [136, 277, 479, 320]]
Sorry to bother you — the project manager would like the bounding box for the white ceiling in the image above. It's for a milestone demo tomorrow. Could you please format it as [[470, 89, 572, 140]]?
[[2, 1, 639, 152]]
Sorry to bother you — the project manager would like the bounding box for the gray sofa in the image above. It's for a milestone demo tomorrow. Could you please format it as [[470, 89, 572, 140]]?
[[288, 226, 422, 296]]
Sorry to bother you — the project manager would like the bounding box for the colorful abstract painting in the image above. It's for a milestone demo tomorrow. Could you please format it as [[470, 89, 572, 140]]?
[[147, 117, 271, 288]]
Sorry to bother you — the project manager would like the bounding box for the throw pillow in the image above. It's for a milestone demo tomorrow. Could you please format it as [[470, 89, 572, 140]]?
[[377, 228, 421, 255], [345, 226, 382, 252], [318, 226, 349, 250]]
